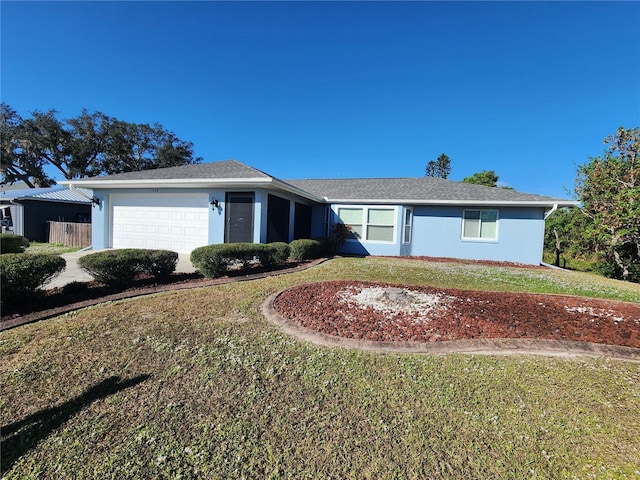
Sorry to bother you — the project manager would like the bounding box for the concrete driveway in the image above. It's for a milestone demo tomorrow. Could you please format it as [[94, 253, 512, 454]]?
[[46, 250, 197, 290]]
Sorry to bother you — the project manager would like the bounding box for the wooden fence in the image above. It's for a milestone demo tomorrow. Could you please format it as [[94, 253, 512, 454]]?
[[47, 221, 91, 248]]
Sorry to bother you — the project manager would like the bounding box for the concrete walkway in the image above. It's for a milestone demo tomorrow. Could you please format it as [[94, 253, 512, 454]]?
[[46, 250, 196, 289]]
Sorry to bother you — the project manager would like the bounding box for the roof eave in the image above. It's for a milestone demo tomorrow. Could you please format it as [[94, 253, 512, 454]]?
[[61, 177, 324, 203], [61, 178, 280, 191], [18, 197, 91, 204], [270, 179, 324, 202], [324, 198, 579, 207]]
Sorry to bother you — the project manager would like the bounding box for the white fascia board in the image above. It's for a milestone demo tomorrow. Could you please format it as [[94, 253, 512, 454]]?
[[323, 198, 580, 207], [61, 177, 270, 187], [61, 177, 324, 202]]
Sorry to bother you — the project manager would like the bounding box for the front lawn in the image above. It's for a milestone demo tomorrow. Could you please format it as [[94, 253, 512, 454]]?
[[24, 241, 81, 255], [2, 257, 639, 479]]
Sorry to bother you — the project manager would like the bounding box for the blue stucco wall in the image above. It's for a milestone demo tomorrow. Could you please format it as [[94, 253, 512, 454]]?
[[330, 204, 546, 265], [89, 187, 313, 250], [408, 205, 546, 264], [88, 187, 546, 264]]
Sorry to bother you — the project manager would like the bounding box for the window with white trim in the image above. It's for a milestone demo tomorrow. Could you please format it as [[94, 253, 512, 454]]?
[[402, 207, 413, 244], [336, 206, 396, 243], [462, 209, 498, 240]]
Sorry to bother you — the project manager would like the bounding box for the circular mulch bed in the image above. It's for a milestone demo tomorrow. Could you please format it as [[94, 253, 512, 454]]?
[[272, 281, 640, 349]]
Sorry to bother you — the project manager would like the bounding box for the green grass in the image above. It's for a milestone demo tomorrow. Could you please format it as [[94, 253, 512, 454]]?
[[2, 257, 640, 479], [25, 241, 81, 255], [543, 250, 598, 273]]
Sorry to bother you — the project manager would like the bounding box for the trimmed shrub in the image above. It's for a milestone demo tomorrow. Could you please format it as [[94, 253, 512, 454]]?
[[1, 253, 66, 302], [62, 280, 89, 295], [78, 249, 141, 286], [191, 242, 291, 278], [289, 239, 323, 261], [262, 242, 291, 266], [78, 249, 178, 286], [191, 245, 228, 278], [145, 250, 179, 277], [0, 234, 30, 254]]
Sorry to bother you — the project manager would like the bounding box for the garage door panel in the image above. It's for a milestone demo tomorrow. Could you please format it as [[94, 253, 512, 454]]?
[[112, 195, 209, 254]]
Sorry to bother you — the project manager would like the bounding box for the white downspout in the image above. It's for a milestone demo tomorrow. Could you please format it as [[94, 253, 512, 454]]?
[[544, 203, 558, 220], [540, 204, 559, 268]]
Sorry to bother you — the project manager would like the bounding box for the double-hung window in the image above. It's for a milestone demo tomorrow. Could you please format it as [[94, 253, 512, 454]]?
[[462, 209, 498, 241], [336, 206, 396, 243]]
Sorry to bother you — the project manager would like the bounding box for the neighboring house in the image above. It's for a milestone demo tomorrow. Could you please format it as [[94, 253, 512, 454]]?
[[0, 186, 93, 241], [61, 159, 577, 264]]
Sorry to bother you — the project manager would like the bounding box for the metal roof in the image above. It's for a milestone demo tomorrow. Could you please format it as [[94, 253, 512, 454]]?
[[0, 186, 93, 204]]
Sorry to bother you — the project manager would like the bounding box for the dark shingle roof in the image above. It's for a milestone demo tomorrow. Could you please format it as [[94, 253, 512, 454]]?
[[285, 177, 572, 205], [84, 159, 272, 181], [65, 160, 575, 206]]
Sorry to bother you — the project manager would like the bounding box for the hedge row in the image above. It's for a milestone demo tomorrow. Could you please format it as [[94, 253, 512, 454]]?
[[1, 253, 66, 302], [0, 234, 30, 254], [190, 242, 290, 278], [0, 236, 333, 299], [190, 238, 337, 278], [78, 249, 178, 286]]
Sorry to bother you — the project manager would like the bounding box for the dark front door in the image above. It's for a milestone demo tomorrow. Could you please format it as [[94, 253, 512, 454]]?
[[225, 192, 254, 243]]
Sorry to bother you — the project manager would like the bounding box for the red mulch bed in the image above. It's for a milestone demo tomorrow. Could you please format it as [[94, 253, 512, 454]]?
[[273, 280, 640, 348]]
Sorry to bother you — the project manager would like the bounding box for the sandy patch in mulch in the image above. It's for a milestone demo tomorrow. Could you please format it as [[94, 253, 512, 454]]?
[[273, 281, 640, 348]]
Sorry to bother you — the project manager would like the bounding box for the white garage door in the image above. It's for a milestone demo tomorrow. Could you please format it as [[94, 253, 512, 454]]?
[[111, 194, 209, 254]]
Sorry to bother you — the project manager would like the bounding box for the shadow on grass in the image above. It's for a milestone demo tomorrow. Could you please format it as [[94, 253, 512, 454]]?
[[1, 374, 151, 475]]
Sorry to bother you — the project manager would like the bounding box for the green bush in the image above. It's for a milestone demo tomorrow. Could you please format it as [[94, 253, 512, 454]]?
[[191, 243, 291, 278], [78, 249, 178, 286], [262, 242, 291, 266], [0, 234, 30, 254], [0, 253, 66, 302], [289, 239, 323, 261], [191, 245, 228, 278], [62, 280, 89, 295], [145, 250, 179, 277], [315, 236, 338, 256], [595, 257, 640, 283]]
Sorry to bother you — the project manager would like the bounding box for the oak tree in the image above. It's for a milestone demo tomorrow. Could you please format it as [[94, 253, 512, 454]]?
[[0, 103, 201, 186], [576, 127, 639, 281], [0, 104, 54, 187]]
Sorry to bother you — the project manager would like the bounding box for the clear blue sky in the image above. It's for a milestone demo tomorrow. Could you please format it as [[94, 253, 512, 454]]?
[[2, 1, 639, 199]]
